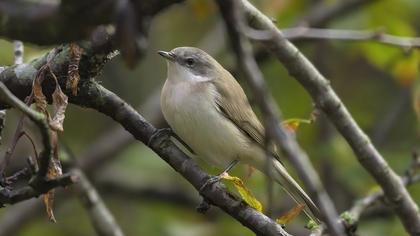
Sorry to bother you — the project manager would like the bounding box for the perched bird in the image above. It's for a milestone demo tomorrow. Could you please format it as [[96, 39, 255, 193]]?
[[158, 47, 320, 221]]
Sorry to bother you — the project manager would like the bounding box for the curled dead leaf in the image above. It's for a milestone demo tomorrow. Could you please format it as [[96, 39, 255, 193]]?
[[43, 158, 62, 223], [49, 71, 68, 132], [31, 64, 66, 222], [32, 67, 49, 116]]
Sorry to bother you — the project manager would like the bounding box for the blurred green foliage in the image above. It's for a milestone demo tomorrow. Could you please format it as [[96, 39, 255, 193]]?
[[1, 0, 420, 235]]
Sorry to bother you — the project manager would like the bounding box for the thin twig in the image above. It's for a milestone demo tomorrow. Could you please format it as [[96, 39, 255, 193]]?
[[0, 48, 58, 178], [351, 174, 420, 221], [21, 131, 39, 161], [0, 82, 76, 206], [217, 1, 344, 235], [239, 0, 420, 234], [312, 173, 420, 236], [282, 27, 420, 50], [4, 168, 30, 185], [0, 41, 24, 174], [73, 169, 125, 236], [0, 173, 76, 205], [0, 83, 49, 157]]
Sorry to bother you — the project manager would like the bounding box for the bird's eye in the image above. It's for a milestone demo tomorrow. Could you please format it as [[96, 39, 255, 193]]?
[[185, 58, 195, 66]]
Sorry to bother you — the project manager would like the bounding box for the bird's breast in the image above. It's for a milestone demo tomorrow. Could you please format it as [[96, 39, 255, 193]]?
[[161, 80, 249, 168]]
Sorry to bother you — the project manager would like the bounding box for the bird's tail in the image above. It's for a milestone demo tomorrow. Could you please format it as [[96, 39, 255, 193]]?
[[259, 158, 321, 224]]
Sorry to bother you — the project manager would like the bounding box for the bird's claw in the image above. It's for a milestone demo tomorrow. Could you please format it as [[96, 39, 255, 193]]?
[[147, 128, 173, 147], [199, 175, 222, 193]]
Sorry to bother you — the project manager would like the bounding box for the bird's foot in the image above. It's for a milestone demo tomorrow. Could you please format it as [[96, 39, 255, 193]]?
[[196, 175, 223, 213], [199, 160, 239, 194], [199, 175, 222, 193], [147, 128, 173, 147]]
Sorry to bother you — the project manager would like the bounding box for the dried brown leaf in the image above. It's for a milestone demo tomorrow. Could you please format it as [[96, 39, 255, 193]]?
[[276, 203, 305, 225], [49, 71, 68, 132], [43, 160, 62, 223], [67, 43, 83, 96], [33, 67, 65, 222], [32, 67, 49, 117], [44, 132, 62, 223], [43, 189, 56, 222]]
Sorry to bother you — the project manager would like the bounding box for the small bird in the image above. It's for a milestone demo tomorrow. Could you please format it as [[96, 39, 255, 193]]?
[[158, 47, 320, 221]]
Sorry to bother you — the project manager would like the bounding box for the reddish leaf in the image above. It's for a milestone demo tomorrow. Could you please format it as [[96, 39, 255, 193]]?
[[276, 203, 305, 225]]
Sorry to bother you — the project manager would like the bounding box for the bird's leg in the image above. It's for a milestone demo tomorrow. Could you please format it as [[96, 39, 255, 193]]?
[[199, 160, 239, 193]]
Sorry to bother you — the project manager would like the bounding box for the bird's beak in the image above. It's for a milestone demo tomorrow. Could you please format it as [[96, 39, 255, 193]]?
[[158, 51, 175, 62]]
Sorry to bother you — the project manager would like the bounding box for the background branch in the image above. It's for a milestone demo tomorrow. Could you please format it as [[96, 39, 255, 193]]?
[[297, 0, 381, 27], [0, 0, 184, 45], [282, 27, 420, 49], [217, 1, 344, 235], [73, 169, 125, 236], [239, 0, 420, 234]]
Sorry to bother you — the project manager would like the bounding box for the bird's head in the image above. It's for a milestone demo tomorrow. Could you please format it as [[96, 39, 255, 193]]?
[[158, 47, 223, 82]]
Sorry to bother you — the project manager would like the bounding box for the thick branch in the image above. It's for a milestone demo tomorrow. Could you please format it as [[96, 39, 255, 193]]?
[[239, 0, 420, 234], [0, 48, 290, 236], [0, 0, 184, 45]]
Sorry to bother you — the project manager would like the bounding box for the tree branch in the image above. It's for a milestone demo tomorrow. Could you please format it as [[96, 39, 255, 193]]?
[[0, 82, 52, 179], [238, 0, 420, 234], [282, 27, 420, 49], [0, 0, 184, 45], [0, 82, 78, 205], [0, 173, 76, 205], [0, 45, 291, 236], [73, 169, 125, 236], [312, 173, 420, 236], [217, 1, 344, 235]]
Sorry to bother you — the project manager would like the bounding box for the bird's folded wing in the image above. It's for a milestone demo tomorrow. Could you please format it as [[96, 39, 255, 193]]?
[[211, 70, 267, 151]]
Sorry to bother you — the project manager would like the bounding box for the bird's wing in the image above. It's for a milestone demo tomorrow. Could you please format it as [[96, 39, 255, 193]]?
[[211, 70, 321, 222], [211, 69, 266, 150]]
